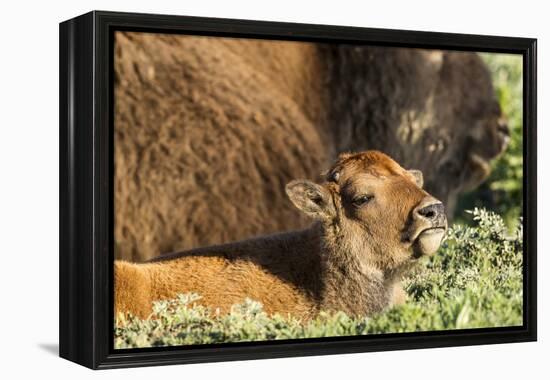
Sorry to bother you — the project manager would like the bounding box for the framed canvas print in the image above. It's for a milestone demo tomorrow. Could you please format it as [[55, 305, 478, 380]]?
[[59, 11, 537, 369]]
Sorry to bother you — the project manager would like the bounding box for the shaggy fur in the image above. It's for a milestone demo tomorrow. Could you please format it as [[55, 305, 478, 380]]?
[[115, 151, 447, 319], [114, 32, 507, 261]]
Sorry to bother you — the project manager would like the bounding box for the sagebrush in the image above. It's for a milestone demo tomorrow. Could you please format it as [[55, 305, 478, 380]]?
[[114, 208, 523, 349]]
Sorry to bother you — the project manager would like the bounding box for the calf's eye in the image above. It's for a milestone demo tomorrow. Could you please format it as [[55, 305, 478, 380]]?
[[353, 195, 374, 207]]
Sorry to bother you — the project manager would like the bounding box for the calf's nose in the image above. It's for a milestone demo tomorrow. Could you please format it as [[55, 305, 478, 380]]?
[[414, 200, 445, 221]]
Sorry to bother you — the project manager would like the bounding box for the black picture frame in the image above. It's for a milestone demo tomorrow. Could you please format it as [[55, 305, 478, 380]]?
[[59, 10, 537, 370]]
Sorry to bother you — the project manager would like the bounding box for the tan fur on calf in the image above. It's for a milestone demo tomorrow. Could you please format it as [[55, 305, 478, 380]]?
[[115, 151, 447, 320]]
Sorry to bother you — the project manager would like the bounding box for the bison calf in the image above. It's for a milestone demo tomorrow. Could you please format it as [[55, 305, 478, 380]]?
[[115, 151, 447, 319]]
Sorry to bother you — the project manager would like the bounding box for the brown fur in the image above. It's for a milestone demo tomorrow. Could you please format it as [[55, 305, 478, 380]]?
[[114, 32, 506, 262], [115, 151, 447, 320]]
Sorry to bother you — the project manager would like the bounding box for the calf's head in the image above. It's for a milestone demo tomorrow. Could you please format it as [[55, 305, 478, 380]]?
[[286, 151, 447, 273]]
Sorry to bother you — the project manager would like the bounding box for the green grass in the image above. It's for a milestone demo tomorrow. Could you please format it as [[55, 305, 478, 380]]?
[[456, 53, 523, 227], [114, 208, 523, 349]]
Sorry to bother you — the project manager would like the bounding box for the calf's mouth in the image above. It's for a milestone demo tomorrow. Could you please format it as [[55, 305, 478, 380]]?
[[411, 225, 447, 258]]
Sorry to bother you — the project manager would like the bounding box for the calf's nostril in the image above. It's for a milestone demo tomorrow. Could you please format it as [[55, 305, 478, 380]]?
[[417, 203, 444, 220]]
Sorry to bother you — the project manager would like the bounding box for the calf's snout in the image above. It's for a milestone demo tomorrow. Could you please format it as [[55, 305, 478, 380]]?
[[417, 202, 444, 221], [413, 198, 446, 225]]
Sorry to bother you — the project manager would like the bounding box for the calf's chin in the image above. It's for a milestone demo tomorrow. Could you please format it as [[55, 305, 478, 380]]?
[[412, 229, 446, 258]]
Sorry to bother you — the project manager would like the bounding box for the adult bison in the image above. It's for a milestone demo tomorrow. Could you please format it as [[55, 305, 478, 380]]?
[[114, 32, 508, 262]]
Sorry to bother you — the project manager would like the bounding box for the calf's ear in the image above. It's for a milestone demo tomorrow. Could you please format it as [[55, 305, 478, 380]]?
[[408, 169, 424, 188], [286, 180, 336, 221]]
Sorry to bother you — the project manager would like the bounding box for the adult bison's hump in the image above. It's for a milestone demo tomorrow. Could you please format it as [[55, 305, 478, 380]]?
[[115, 32, 327, 261]]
